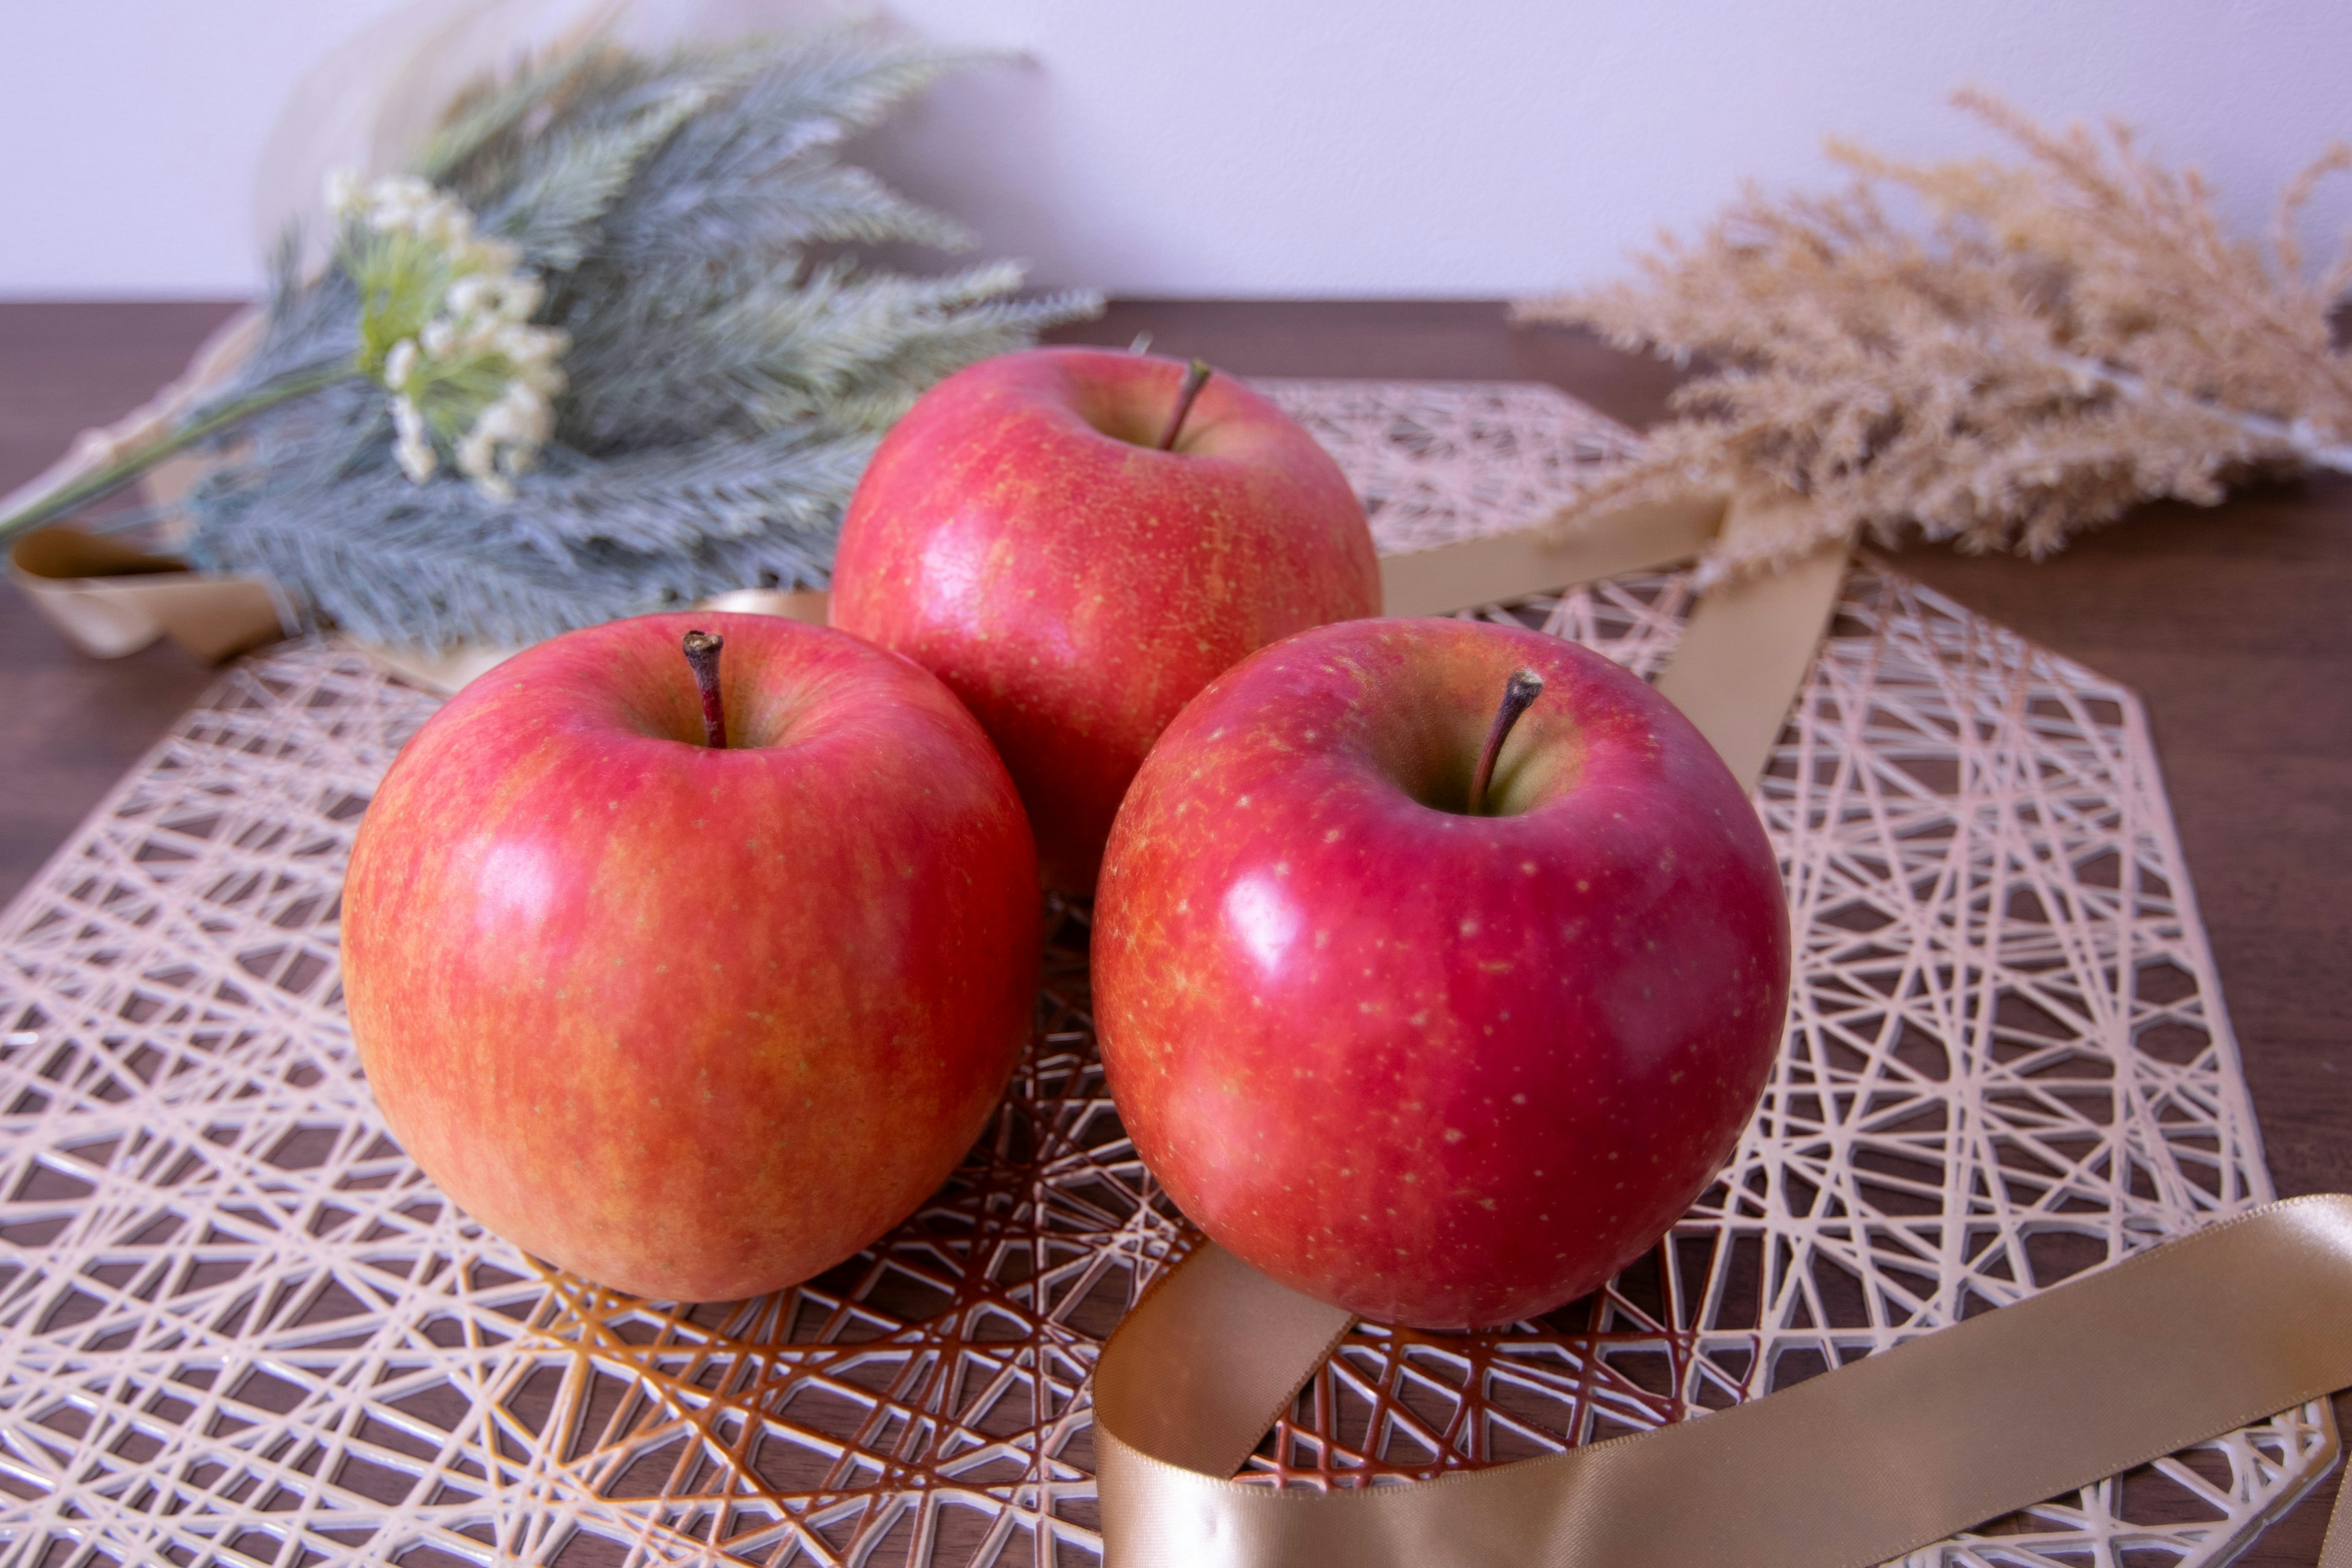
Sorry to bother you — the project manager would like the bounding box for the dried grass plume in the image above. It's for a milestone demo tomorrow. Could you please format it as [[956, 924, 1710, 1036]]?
[[1515, 91, 2352, 582]]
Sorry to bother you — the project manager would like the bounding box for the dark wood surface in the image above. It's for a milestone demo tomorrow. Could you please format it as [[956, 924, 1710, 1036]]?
[[0, 303, 244, 905], [1, 298, 2344, 1561]]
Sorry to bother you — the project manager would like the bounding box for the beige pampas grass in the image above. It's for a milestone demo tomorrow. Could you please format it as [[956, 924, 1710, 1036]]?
[[1515, 91, 2352, 583]]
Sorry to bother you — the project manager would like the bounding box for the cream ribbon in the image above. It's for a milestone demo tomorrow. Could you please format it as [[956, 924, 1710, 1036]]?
[[8, 523, 295, 663], [6, 528, 829, 686]]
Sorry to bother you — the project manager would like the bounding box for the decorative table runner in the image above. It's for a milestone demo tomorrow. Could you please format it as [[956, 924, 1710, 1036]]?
[[0, 383, 2332, 1566]]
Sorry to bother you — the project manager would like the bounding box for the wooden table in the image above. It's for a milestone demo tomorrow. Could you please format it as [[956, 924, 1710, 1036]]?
[[2, 298, 2345, 1561]]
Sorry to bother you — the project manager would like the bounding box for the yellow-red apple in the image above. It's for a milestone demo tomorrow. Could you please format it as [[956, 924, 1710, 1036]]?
[[342, 611, 1038, 1301]]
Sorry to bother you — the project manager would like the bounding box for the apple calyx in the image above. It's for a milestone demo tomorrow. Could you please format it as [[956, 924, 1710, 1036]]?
[[1155, 359, 1214, 451], [1468, 667, 1545, 815], [682, 630, 726, 748]]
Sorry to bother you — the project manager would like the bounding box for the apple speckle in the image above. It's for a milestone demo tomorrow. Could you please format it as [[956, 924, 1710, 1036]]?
[[1442, 1128, 1464, 1144], [1512, 1093, 1527, 1104]]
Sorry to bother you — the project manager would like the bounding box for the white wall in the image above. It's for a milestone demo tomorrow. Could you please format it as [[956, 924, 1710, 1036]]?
[[3, 0, 2349, 300]]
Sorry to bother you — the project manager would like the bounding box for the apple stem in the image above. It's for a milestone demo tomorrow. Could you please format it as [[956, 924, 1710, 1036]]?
[[1156, 359, 1213, 451], [1469, 668, 1545, 815], [682, 630, 726, 748]]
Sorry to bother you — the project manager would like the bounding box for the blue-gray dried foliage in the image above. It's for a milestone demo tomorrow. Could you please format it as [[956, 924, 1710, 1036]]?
[[190, 32, 1098, 651]]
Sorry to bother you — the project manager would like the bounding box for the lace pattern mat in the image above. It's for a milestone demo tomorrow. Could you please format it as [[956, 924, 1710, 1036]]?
[[0, 381, 2331, 1566]]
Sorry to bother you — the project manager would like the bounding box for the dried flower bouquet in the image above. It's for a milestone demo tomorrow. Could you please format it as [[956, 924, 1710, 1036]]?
[[0, 29, 1097, 652], [1518, 91, 2352, 582]]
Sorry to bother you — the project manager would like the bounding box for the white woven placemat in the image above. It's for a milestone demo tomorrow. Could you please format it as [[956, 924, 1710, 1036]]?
[[0, 382, 2329, 1567]]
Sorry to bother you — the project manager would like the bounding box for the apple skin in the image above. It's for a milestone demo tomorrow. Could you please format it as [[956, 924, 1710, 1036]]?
[[1093, 616, 1789, 1328], [828, 347, 1380, 895], [341, 611, 1039, 1302]]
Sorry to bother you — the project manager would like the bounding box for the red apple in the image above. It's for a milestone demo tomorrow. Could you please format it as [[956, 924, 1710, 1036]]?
[[341, 611, 1039, 1301], [1093, 616, 1790, 1328], [829, 347, 1380, 894]]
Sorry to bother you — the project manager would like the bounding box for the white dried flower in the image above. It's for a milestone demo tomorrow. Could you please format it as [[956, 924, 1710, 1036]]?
[[390, 396, 437, 483], [337, 172, 570, 497], [446, 276, 491, 317], [359, 175, 437, 233], [450, 380, 559, 499]]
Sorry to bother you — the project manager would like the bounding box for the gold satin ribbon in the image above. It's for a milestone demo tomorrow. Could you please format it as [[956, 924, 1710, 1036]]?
[[1093, 1199, 2352, 1567]]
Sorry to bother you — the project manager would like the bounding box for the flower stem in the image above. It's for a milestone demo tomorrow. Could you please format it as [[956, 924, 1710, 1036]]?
[[2046, 349, 2352, 471], [0, 361, 354, 548], [1469, 668, 1545, 815]]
